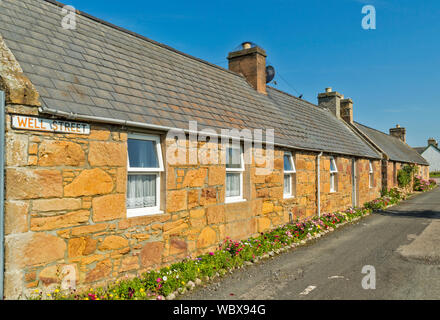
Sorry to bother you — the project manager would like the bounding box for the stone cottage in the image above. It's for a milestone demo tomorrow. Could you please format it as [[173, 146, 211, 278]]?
[[415, 139, 440, 173], [0, 0, 429, 298], [352, 123, 430, 189]]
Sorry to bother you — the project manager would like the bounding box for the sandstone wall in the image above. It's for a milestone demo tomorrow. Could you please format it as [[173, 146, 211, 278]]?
[[4, 108, 384, 298], [384, 160, 430, 192]]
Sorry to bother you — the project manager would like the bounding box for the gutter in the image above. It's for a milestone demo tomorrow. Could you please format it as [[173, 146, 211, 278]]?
[[38, 106, 382, 160], [0, 91, 5, 300], [317, 152, 323, 217]]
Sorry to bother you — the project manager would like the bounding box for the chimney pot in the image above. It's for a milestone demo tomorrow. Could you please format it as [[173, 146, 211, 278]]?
[[242, 42, 252, 50], [325, 87, 332, 93]]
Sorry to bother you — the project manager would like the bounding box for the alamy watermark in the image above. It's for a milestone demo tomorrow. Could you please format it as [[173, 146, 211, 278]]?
[[61, 265, 76, 291], [362, 5, 376, 30], [361, 265, 376, 289], [61, 5, 76, 30]]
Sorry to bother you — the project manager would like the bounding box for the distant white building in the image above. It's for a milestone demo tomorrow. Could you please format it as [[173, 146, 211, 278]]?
[[415, 138, 440, 172]]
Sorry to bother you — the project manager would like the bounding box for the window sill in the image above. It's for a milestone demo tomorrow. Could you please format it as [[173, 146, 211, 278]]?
[[283, 194, 295, 199], [225, 197, 246, 204], [127, 208, 164, 218]]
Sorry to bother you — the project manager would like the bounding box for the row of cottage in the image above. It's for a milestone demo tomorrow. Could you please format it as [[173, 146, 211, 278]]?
[[0, 0, 429, 299]]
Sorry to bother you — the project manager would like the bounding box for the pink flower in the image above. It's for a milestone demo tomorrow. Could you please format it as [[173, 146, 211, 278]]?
[[209, 252, 214, 256], [156, 278, 162, 283]]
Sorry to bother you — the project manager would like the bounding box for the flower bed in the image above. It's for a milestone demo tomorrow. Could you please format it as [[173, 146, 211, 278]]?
[[31, 186, 426, 301], [364, 188, 403, 211], [413, 175, 437, 192], [29, 206, 373, 301]]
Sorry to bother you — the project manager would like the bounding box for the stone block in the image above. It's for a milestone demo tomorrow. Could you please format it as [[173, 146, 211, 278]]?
[[85, 259, 112, 283], [140, 242, 163, 268], [88, 141, 126, 167], [64, 168, 113, 197], [197, 227, 217, 249], [68, 237, 97, 257], [5, 200, 28, 235], [166, 190, 187, 213], [257, 217, 271, 233], [92, 194, 126, 222], [183, 168, 207, 187], [6, 133, 28, 166], [31, 210, 90, 231], [99, 235, 129, 251], [32, 198, 81, 212], [6, 168, 63, 200], [6, 233, 66, 268], [206, 205, 225, 224], [187, 189, 199, 209], [119, 256, 139, 272], [208, 166, 226, 186], [38, 140, 85, 166], [200, 188, 217, 206]]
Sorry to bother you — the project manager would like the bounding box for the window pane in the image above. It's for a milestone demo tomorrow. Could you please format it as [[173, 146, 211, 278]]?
[[330, 159, 336, 172], [128, 139, 159, 168], [330, 173, 335, 191], [127, 175, 156, 209], [284, 155, 293, 171], [226, 146, 242, 169], [284, 174, 291, 195], [226, 173, 240, 197]]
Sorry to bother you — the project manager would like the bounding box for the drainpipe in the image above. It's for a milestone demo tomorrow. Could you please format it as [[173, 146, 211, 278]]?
[[317, 152, 323, 217], [0, 90, 5, 300]]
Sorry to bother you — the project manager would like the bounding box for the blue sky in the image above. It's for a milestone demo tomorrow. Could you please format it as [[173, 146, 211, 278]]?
[[65, 0, 440, 147]]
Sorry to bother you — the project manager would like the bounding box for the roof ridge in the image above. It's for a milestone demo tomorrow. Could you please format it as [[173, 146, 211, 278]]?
[[42, 0, 244, 79], [355, 121, 415, 147], [267, 86, 318, 108], [427, 144, 440, 153], [354, 121, 391, 136], [355, 122, 429, 165]]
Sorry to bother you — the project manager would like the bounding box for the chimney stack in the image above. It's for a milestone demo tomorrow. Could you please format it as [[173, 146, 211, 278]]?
[[228, 42, 267, 94], [340, 98, 354, 124], [389, 124, 406, 143], [428, 138, 438, 148], [317, 87, 344, 120]]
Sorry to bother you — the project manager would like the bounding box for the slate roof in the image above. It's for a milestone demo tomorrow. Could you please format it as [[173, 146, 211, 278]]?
[[414, 147, 427, 155], [0, 0, 381, 159], [354, 122, 429, 165], [414, 145, 440, 155]]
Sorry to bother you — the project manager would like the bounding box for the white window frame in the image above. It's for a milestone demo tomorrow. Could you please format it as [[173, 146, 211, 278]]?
[[369, 160, 374, 189], [225, 144, 245, 203], [283, 152, 296, 199], [126, 133, 164, 218], [330, 157, 338, 193]]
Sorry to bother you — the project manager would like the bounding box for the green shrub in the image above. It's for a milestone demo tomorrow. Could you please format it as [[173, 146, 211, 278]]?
[[430, 172, 440, 178], [397, 164, 417, 187]]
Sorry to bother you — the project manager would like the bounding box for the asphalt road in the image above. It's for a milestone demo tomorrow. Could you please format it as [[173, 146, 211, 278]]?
[[184, 188, 440, 300]]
